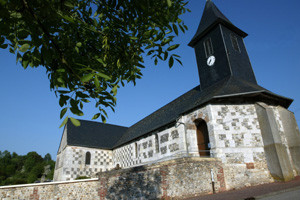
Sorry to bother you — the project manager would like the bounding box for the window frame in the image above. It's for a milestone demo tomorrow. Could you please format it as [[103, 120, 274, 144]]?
[[230, 33, 241, 53], [85, 152, 91, 165], [203, 38, 214, 58]]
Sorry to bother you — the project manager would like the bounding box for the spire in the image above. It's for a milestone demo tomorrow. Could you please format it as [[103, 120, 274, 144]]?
[[188, 0, 248, 47]]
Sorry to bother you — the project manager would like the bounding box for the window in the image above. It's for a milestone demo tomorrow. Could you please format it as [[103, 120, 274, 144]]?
[[230, 34, 240, 52], [135, 143, 138, 158], [155, 134, 159, 153], [204, 38, 214, 57], [85, 152, 91, 165]]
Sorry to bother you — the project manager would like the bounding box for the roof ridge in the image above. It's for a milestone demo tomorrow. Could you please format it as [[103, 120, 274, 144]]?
[[127, 85, 200, 130], [74, 118, 129, 129]]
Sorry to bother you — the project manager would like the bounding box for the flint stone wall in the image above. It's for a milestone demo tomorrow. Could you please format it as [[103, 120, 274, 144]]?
[[0, 157, 277, 199], [98, 157, 226, 199], [0, 179, 99, 200], [0, 158, 226, 200]]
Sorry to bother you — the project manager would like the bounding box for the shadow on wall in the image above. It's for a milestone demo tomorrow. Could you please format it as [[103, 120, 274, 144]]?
[[105, 166, 162, 199]]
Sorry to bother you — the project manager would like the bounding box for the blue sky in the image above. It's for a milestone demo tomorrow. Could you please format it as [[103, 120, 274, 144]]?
[[1, 0, 300, 159]]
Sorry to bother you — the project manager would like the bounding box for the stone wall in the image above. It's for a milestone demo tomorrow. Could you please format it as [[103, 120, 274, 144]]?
[[255, 103, 300, 181], [0, 157, 277, 199], [112, 124, 186, 168], [54, 146, 113, 181], [184, 104, 274, 189], [0, 179, 99, 200], [98, 157, 226, 199]]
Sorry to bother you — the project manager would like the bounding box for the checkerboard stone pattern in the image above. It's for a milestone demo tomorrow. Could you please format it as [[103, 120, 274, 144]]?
[[113, 127, 184, 169], [113, 144, 141, 168], [56, 146, 114, 181], [210, 104, 266, 164]]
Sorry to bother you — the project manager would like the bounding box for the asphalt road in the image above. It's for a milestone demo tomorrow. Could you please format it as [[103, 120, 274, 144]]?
[[257, 188, 300, 200], [184, 176, 300, 200]]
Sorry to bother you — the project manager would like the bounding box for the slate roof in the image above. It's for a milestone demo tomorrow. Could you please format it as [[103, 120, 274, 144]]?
[[112, 77, 293, 148], [189, 0, 248, 47], [66, 119, 128, 149]]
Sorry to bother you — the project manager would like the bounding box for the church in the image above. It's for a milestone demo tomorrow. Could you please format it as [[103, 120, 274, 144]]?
[[54, 0, 300, 186]]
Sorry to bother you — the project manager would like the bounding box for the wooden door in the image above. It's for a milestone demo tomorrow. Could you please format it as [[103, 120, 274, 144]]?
[[196, 120, 210, 157]]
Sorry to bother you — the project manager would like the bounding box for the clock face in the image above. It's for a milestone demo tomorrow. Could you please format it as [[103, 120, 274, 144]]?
[[207, 55, 216, 66]]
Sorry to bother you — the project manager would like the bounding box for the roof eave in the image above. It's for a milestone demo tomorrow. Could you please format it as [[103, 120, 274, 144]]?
[[188, 20, 248, 47]]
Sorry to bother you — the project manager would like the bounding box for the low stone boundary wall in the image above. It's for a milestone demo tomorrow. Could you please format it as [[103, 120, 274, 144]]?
[[0, 178, 99, 200], [98, 157, 225, 199], [0, 158, 225, 199]]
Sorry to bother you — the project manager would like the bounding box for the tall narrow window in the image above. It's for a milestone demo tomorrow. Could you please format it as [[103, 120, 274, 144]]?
[[85, 152, 91, 165], [135, 143, 138, 158], [230, 34, 240, 52], [204, 38, 213, 57], [155, 134, 159, 153]]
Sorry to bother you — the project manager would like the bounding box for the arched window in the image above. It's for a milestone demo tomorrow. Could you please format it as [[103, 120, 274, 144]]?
[[195, 119, 210, 157], [85, 152, 91, 165]]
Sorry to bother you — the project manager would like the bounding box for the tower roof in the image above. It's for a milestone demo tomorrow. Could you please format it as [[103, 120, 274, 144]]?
[[189, 0, 248, 47]]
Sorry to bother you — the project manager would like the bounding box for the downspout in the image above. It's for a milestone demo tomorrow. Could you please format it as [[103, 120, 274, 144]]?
[[176, 116, 189, 157], [211, 169, 216, 194]]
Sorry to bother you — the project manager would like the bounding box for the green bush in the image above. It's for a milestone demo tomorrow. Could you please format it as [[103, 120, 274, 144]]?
[[75, 176, 91, 180]]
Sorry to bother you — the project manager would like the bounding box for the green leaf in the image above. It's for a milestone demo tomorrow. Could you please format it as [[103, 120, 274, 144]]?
[[0, 44, 8, 49], [60, 108, 68, 119], [57, 77, 64, 83], [167, 0, 172, 7], [167, 44, 180, 51], [64, 1, 74, 8], [96, 58, 107, 67], [175, 58, 183, 66], [179, 24, 185, 33], [94, 76, 100, 88], [172, 24, 178, 36], [60, 14, 75, 23], [22, 60, 29, 69], [169, 56, 174, 68], [96, 72, 111, 80], [164, 51, 168, 61], [59, 95, 69, 107], [112, 85, 118, 96], [75, 46, 79, 53], [19, 44, 30, 52], [0, 0, 7, 6], [76, 42, 82, 47], [92, 113, 100, 120], [81, 74, 94, 83], [70, 117, 81, 126], [59, 116, 68, 128], [57, 69, 66, 73], [130, 37, 138, 40], [135, 63, 145, 68], [101, 115, 106, 123], [154, 57, 158, 65]]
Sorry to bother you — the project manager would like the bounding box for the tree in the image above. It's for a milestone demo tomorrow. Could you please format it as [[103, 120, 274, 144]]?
[[0, 0, 189, 127], [0, 150, 56, 185], [44, 153, 52, 162]]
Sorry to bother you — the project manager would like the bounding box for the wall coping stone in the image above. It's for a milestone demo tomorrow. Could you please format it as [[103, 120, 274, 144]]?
[[0, 178, 98, 189]]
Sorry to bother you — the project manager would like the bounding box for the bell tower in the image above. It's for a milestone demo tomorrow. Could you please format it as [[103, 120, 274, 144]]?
[[189, 0, 257, 90]]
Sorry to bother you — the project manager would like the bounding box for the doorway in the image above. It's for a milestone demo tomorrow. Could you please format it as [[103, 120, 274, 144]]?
[[195, 119, 210, 157]]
